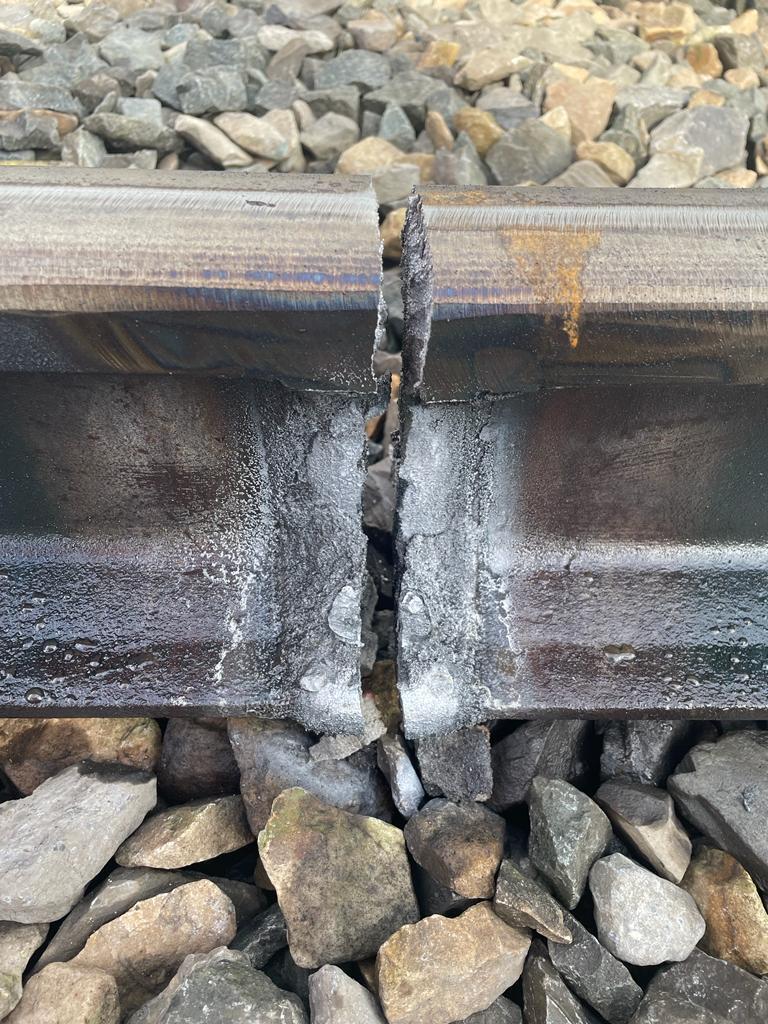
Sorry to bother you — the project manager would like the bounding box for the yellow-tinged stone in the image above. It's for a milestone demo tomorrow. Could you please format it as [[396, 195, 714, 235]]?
[[686, 42, 723, 78], [638, 1, 699, 43], [666, 65, 702, 89], [5, 963, 119, 1024], [381, 207, 406, 261], [575, 140, 635, 184], [688, 88, 726, 108], [336, 136, 405, 174], [418, 39, 461, 70], [0, 109, 78, 136], [396, 152, 435, 182], [0, 717, 161, 794], [539, 105, 572, 140], [725, 67, 760, 90], [454, 46, 523, 91], [377, 903, 531, 1024], [425, 109, 453, 150], [715, 166, 757, 187], [453, 106, 504, 155], [682, 847, 768, 974], [731, 9, 759, 35], [543, 76, 616, 144], [551, 62, 590, 82]]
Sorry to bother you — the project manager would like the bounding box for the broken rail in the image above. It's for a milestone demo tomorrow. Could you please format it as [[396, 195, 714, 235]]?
[[0, 172, 766, 734]]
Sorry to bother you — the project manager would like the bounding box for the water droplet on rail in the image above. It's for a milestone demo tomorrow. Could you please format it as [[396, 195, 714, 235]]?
[[300, 669, 330, 693], [25, 687, 44, 705], [603, 644, 636, 666], [400, 590, 432, 639], [328, 585, 360, 644]]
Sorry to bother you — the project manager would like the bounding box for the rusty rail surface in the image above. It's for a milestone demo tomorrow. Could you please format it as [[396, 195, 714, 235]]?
[[0, 169, 382, 733], [398, 187, 768, 735]]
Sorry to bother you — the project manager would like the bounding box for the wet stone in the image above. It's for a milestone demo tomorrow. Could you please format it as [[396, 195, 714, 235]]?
[[404, 797, 505, 899], [125, 948, 307, 1024], [493, 859, 571, 944], [5, 962, 120, 1024], [668, 731, 768, 889], [528, 777, 612, 910], [377, 903, 531, 1024], [600, 720, 693, 786], [228, 718, 391, 834], [589, 853, 705, 967], [308, 965, 385, 1024], [69, 879, 237, 1016], [116, 795, 253, 870], [681, 845, 768, 975], [548, 911, 642, 1024], [157, 719, 239, 804], [491, 721, 590, 810], [257, 788, 419, 967], [377, 732, 425, 818], [0, 922, 48, 1019], [0, 765, 156, 924], [596, 779, 692, 883], [523, 945, 592, 1024], [231, 903, 287, 970]]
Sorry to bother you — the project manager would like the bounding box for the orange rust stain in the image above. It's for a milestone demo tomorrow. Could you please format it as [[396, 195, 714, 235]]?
[[501, 227, 600, 350]]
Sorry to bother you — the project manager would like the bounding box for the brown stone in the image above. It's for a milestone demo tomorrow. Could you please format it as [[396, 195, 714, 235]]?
[[0, 718, 160, 794], [381, 207, 406, 261], [348, 12, 399, 53], [686, 43, 723, 78], [543, 77, 617, 145], [377, 903, 530, 1024], [575, 140, 635, 184], [682, 846, 768, 975], [638, 2, 698, 44], [425, 110, 453, 150], [70, 879, 237, 1015], [336, 137, 405, 175], [116, 795, 253, 869], [418, 40, 461, 71], [5, 963, 119, 1024], [715, 166, 757, 187], [0, 108, 78, 136], [731, 9, 759, 34], [455, 47, 525, 92], [453, 107, 504, 156], [539, 106, 572, 141], [0, 922, 48, 1018], [688, 88, 726, 108], [158, 718, 239, 803], [725, 67, 760, 90], [258, 788, 419, 968], [404, 798, 505, 899]]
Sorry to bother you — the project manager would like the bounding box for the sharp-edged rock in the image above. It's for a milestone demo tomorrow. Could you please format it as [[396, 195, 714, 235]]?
[[493, 859, 571, 944], [377, 903, 531, 1024], [157, 719, 239, 804], [0, 922, 48, 1019], [589, 853, 705, 966], [308, 965, 386, 1024], [5, 962, 120, 1024], [377, 733, 425, 819], [528, 777, 612, 909], [0, 764, 156, 924], [523, 945, 592, 1024], [404, 798, 505, 899], [491, 721, 591, 810], [600, 720, 693, 786], [415, 726, 493, 803], [257, 788, 419, 968], [231, 903, 288, 970]]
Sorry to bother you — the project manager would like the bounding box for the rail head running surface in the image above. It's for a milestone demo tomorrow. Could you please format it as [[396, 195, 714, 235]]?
[[1, 173, 767, 735]]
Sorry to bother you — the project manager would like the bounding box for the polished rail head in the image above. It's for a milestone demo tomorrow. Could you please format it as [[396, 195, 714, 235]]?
[[403, 186, 768, 402], [0, 169, 383, 392]]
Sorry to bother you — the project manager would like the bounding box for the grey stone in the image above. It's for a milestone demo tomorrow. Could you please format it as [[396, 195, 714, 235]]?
[[84, 111, 179, 152], [528, 778, 613, 909], [548, 911, 642, 1024], [493, 859, 571, 943], [314, 50, 391, 91], [231, 903, 287, 970], [158, 719, 239, 804], [374, 163, 421, 205], [476, 91, 538, 132], [98, 27, 163, 72], [426, 83, 468, 131], [176, 66, 247, 116], [415, 726, 492, 803], [485, 115, 571, 186], [379, 104, 416, 151], [613, 85, 689, 129], [523, 947, 592, 1024], [116, 97, 162, 123], [377, 733, 425, 818], [600, 720, 693, 786], [715, 33, 765, 71], [596, 780, 691, 883], [309, 965, 385, 1024], [0, 921, 48, 1019], [228, 718, 391, 834], [0, 29, 43, 58], [258, 788, 419, 967], [303, 86, 360, 121], [433, 136, 488, 186], [491, 721, 591, 810], [263, 947, 311, 1007], [185, 37, 250, 70], [588, 26, 649, 65], [600, 128, 646, 166], [589, 854, 705, 967], [0, 765, 156, 924], [649, 105, 748, 181], [404, 798, 505, 899], [127, 948, 307, 1024], [365, 72, 443, 130], [72, 71, 126, 113], [0, 78, 81, 116], [668, 730, 768, 889], [412, 862, 476, 918], [547, 160, 617, 186], [628, 948, 768, 1024], [0, 111, 60, 151], [462, 997, 522, 1023], [101, 149, 159, 169], [28, 33, 107, 85], [301, 111, 359, 159], [267, 38, 311, 82]]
